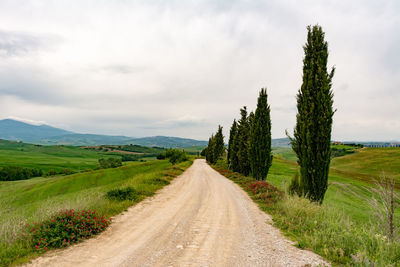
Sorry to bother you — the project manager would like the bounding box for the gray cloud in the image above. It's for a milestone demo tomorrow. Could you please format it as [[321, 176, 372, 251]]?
[[0, 0, 399, 140], [0, 30, 42, 56], [0, 30, 60, 57]]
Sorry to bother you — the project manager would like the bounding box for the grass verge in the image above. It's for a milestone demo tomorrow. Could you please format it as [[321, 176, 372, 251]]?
[[212, 160, 400, 266], [0, 159, 192, 266]]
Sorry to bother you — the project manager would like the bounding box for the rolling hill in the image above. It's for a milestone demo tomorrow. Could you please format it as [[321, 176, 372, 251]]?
[[0, 119, 207, 147]]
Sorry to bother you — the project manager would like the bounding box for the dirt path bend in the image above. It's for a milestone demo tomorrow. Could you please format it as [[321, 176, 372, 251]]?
[[25, 159, 328, 267]]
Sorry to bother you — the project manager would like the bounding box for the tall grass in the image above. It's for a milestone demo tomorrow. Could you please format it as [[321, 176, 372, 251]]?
[[272, 196, 400, 266], [213, 162, 400, 266]]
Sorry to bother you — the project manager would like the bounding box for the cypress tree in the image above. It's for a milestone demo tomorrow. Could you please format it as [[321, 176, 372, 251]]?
[[227, 120, 238, 167], [248, 111, 255, 130], [230, 127, 240, 172], [214, 125, 225, 162], [206, 135, 215, 163], [290, 25, 335, 204], [237, 106, 251, 176], [250, 88, 273, 180]]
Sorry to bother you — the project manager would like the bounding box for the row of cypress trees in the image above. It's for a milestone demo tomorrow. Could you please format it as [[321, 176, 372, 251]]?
[[204, 89, 272, 180], [205, 25, 335, 204], [204, 125, 225, 164], [226, 89, 273, 180]]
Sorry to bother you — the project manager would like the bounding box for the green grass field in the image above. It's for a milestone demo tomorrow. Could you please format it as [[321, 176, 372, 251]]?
[[0, 139, 115, 173], [182, 146, 206, 154], [331, 147, 400, 186], [0, 159, 193, 266]]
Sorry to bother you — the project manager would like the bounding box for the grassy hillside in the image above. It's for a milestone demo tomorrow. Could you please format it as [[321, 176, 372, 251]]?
[[271, 147, 400, 221], [0, 140, 115, 173], [0, 140, 165, 178], [0, 159, 193, 266], [92, 144, 165, 154], [331, 147, 400, 186], [182, 146, 206, 154], [262, 147, 400, 264], [39, 134, 133, 146]]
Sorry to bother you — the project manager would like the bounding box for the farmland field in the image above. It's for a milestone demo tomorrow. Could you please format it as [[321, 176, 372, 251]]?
[[0, 140, 166, 176], [0, 140, 117, 172]]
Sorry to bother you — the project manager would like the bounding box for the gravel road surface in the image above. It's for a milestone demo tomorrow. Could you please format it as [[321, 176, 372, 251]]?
[[25, 159, 328, 267]]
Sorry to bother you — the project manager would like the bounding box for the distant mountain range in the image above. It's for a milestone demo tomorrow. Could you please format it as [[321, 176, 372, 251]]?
[[3, 119, 394, 148], [0, 119, 208, 147]]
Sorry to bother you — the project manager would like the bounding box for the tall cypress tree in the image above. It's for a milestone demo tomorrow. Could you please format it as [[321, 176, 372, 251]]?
[[231, 126, 240, 172], [227, 120, 238, 166], [290, 25, 335, 204], [248, 111, 255, 130], [250, 88, 273, 180], [206, 134, 215, 163], [237, 106, 251, 176], [214, 125, 225, 162]]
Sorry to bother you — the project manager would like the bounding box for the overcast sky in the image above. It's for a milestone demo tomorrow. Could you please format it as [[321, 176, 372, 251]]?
[[0, 0, 399, 141]]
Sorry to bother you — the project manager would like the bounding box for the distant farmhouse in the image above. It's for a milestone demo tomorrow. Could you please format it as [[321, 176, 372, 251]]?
[[332, 141, 400, 148], [360, 142, 400, 148]]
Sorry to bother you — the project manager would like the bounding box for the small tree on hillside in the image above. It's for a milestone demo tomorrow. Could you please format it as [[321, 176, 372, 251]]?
[[250, 88, 273, 180], [227, 120, 238, 167], [288, 25, 335, 204], [237, 106, 251, 176]]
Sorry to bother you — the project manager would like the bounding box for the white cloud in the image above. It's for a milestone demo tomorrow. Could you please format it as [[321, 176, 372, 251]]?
[[0, 0, 399, 140]]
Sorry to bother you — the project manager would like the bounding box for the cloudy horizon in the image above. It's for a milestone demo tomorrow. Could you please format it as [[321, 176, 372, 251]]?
[[0, 0, 399, 141]]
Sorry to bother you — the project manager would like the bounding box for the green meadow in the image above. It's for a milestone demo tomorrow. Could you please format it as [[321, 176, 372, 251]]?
[[0, 139, 114, 172], [0, 158, 193, 266]]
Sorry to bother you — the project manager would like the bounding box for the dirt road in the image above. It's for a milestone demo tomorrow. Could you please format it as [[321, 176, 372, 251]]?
[[25, 159, 328, 267]]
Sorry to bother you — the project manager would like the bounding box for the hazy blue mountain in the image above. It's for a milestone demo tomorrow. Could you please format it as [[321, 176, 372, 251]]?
[[0, 119, 208, 147], [125, 136, 208, 148], [0, 119, 72, 141], [272, 137, 291, 147]]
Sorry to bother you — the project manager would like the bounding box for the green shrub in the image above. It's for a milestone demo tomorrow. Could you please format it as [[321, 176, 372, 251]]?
[[60, 168, 74, 175], [46, 169, 57, 177], [156, 152, 166, 159], [331, 147, 355, 158], [105, 187, 138, 201], [0, 166, 43, 181], [157, 149, 188, 165], [121, 154, 140, 162], [27, 209, 110, 251], [288, 172, 303, 197], [98, 158, 122, 169]]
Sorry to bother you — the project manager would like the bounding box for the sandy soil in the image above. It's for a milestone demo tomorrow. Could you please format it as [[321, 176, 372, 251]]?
[[24, 159, 328, 267]]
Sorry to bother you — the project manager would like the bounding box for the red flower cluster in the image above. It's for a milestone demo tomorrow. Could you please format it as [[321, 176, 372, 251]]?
[[213, 166, 283, 206], [248, 181, 283, 204], [27, 209, 111, 251]]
